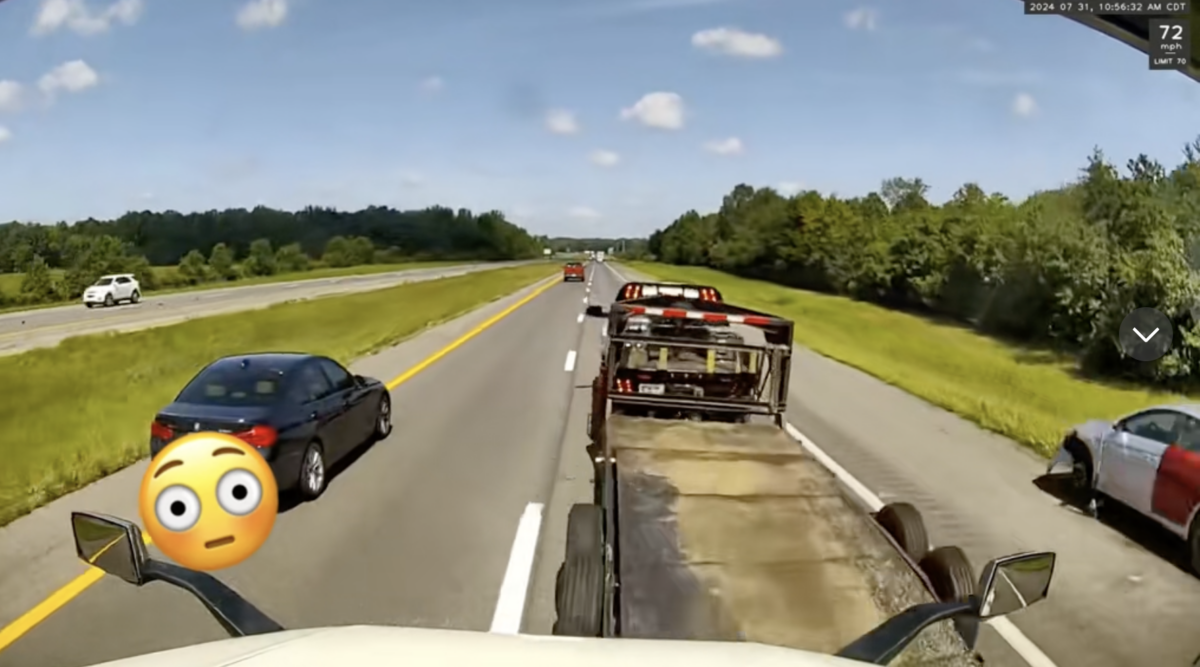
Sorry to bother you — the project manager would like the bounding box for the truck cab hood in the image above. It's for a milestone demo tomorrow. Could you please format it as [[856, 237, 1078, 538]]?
[[89, 625, 870, 667]]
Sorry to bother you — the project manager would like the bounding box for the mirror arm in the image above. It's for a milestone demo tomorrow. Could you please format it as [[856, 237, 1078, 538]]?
[[142, 560, 284, 637], [834, 599, 976, 665]]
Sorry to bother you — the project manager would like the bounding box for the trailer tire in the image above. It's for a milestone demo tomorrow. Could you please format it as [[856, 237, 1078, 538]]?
[[875, 502, 930, 562], [592, 465, 607, 506], [920, 546, 977, 603], [552, 557, 604, 637], [566, 503, 603, 558], [590, 375, 605, 441]]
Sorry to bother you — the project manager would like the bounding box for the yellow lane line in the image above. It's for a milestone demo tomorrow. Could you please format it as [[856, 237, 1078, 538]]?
[[0, 274, 559, 652]]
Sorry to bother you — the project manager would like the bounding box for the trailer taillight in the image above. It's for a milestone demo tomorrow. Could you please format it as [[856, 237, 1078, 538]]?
[[624, 305, 773, 326]]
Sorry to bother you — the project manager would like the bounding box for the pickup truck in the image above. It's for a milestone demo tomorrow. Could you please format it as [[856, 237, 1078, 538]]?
[[553, 294, 1017, 665], [564, 262, 586, 282]]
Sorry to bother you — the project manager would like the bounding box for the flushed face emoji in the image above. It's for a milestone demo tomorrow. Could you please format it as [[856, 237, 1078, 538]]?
[[139, 432, 278, 571]]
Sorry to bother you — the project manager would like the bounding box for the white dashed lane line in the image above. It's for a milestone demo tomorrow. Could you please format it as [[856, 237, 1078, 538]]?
[[564, 350, 577, 372], [488, 502, 544, 634]]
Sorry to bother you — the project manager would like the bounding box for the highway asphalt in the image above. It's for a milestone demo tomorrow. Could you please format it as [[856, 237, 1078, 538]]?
[[0, 261, 532, 357], [0, 262, 1196, 667], [609, 263, 1200, 667]]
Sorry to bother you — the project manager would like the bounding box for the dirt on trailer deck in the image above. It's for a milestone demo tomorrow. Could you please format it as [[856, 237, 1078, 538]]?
[[610, 416, 977, 666]]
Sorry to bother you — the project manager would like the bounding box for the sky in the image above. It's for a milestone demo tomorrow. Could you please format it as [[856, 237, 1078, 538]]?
[[0, 0, 1198, 238]]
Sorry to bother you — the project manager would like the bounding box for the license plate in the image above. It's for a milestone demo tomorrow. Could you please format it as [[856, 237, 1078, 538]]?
[[639, 384, 665, 395]]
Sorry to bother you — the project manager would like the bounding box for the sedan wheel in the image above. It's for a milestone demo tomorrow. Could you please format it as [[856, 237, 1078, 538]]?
[[104, 293, 114, 307], [299, 442, 327, 500], [375, 394, 393, 439]]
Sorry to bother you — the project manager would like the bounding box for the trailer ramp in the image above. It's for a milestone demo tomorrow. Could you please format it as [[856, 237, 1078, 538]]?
[[612, 416, 977, 666]]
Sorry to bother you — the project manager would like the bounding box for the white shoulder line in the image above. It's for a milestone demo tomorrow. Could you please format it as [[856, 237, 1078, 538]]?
[[606, 263, 1056, 667], [783, 424, 1058, 667]]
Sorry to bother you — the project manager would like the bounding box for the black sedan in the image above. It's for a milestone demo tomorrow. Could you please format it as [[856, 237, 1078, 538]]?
[[149, 352, 392, 500]]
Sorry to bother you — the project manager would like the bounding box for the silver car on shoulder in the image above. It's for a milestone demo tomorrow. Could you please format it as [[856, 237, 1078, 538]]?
[[1048, 403, 1200, 572]]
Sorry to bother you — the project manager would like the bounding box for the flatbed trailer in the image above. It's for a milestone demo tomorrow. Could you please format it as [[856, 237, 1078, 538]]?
[[554, 297, 981, 666]]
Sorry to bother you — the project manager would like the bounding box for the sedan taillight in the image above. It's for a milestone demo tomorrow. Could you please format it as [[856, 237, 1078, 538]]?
[[234, 425, 278, 448], [150, 420, 173, 440]]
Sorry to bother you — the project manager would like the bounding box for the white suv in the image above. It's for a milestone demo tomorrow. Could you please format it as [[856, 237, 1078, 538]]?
[[83, 273, 142, 308]]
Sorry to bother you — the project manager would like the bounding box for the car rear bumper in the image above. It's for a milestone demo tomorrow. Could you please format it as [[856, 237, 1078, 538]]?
[[149, 437, 304, 490]]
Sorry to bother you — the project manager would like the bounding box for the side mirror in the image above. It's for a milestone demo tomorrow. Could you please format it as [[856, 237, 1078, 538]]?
[[585, 305, 606, 318], [353, 374, 366, 386], [71, 511, 149, 585], [976, 551, 1055, 619]]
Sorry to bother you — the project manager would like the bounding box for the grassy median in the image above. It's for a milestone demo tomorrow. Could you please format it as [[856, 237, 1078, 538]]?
[[622, 261, 1187, 458], [0, 264, 554, 527]]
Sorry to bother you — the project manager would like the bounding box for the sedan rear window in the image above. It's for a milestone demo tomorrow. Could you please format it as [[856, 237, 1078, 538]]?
[[176, 363, 287, 406]]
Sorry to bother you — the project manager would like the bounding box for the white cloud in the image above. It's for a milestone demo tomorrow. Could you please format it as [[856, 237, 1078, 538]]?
[[1012, 92, 1037, 117], [0, 127, 10, 144], [38, 60, 100, 97], [419, 76, 444, 93], [703, 137, 744, 155], [844, 7, 878, 31], [569, 206, 601, 220], [0, 82, 24, 113], [619, 92, 684, 130], [691, 27, 782, 58], [236, 0, 287, 31], [545, 109, 580, 135], [31, 0, 143, 36], [400, 171, 424, 187], [778, 181, 804, 195], [589, 150, 620, 167]]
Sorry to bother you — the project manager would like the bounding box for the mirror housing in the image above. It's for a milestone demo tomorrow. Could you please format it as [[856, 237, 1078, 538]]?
[[71, 511, 149, 585], [585, 305, 606, 318], [976, 551, 1055, 619], [69, 511, 287, 638], [835, 550, 1056, 664], [353, 374, 366, 386]]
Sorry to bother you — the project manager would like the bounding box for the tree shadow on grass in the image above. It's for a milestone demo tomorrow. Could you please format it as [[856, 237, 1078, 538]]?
[[1012, 345, 1197, 398]]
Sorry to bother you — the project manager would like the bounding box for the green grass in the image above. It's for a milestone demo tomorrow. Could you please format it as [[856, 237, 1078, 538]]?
[[0, 264, 554, 527], [623, 261, 1189, 458], [0, 261, 475, 314], [154, 260, 471, 293]]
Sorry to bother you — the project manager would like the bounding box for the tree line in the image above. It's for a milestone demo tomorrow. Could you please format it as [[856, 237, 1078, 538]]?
[[648, 138, 1200, 385], [1, 205, 546, 307]]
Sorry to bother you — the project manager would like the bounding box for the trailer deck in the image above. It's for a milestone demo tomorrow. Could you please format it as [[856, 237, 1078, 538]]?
[[610, 416, 976, 666], [555, 294, 979, 665]]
